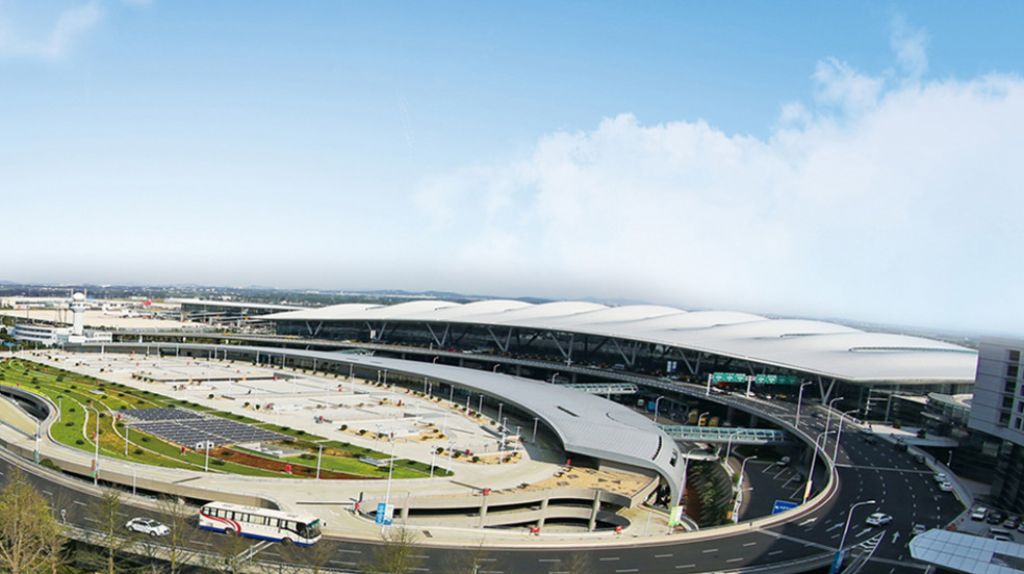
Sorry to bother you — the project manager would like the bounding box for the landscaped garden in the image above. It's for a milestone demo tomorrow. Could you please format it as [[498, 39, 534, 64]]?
[[0, 358, 447, 479]]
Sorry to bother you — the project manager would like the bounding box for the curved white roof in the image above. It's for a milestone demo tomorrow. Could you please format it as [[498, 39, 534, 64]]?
[[265, 301, 977, 383]]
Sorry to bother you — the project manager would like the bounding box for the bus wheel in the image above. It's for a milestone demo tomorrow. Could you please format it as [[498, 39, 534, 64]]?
[[281, 537, 292, 545]]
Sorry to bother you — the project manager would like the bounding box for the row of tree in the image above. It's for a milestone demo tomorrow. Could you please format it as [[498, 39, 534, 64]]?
[[0, 466, 594, 574]]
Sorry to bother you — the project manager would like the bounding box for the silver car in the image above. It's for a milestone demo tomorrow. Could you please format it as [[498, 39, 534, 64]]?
[[125, 517, 170, 537]]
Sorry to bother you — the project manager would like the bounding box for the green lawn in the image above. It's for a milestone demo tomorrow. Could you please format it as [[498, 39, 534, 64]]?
[[0, 358, 444, 479]]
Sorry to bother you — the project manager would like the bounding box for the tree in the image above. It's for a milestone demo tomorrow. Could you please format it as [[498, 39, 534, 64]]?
[[363, 527, 423, 574], [561, 552, 592, 574], [444, 540, 490, 574], [279, 535, 337, 574], [0, 468, 66, 574], [132, 497, 198, 574], [83, 488, 129, 574], [201, 528, 251, 574]]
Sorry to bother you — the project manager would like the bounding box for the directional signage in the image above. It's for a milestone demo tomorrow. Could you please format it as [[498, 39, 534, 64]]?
[[375, 502, 394, 526], [711, 372, 747, 384], [771, 499, 799, 515], [754, 374, 801, 385]]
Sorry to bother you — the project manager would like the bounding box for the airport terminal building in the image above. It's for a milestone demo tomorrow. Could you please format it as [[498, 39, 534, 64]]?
[[261, 300, 978, 416]]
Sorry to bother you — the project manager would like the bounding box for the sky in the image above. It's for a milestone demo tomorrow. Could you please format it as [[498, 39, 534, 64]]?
[[1, 1, 1022, 335]]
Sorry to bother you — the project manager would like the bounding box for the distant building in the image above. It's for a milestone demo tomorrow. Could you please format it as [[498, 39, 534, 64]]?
[[968, 337, 1024, 513], [11, 323, 112, 347]]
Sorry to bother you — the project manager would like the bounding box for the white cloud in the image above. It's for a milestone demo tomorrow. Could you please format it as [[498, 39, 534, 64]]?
[[414, 53, 1024, 334], [891, 15, 928, 82], [0, 2, 103, 60]]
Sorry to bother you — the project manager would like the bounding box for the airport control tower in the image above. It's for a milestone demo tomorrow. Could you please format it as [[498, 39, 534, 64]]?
[[70, 292, 87, 336]]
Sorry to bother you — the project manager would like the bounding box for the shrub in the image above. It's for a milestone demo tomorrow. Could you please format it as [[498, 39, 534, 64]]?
[[212, 459, 226, 466], [133, 448, 144, 455], [140, 437, 150, 443], [472, 456, 481, 463], [340, 424, 348, 431], [208, 394, 215, 400], [435, 447, 444, 455], [55, 374, 65, 382], [68, 407, 76, 413], [75, 439, 85, 445], [64, 421, 73, 427]]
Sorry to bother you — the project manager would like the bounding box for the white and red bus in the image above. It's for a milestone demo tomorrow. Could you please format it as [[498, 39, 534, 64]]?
[[198, 501, 323, 545]]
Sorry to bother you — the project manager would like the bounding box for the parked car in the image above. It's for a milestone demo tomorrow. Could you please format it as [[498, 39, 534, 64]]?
[[911, 524, 927, 536], [864, 435, 878, 445], [778, 456, 791, 467], [987, 510, 1008, 525], [972, 506, 989, 521], [1004, 515, 1021, 529], [933, 473, 948, 483], [125, 517, 170, 537], [866, 513, 893, 526], [989, 527, 1013, 542], [939, 481, 954, 492]]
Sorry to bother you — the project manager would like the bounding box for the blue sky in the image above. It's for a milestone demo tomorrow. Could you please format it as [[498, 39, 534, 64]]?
[[2, 1, 1023, 335]]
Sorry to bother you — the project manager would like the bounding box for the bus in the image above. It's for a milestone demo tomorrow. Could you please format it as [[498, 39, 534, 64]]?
[[198, 502, 323, 545]]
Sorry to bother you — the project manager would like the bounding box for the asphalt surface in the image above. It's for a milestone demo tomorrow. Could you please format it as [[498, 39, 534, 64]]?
[[0, 359, 966, 574]]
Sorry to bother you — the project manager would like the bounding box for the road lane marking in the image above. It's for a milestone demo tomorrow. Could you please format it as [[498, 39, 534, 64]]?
[[655, 553, 673, 558], [702, 548, 718, 553], [599, 557, 620, 561], [743, 542, 757, 547]]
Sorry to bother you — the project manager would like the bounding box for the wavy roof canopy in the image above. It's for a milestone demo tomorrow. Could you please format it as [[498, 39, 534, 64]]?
[[264, 301, 978, 383]]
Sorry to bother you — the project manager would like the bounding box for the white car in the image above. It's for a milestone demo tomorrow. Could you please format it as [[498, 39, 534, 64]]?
[[125, 517, 170, 537], [972, 506, 989, 520], [939, 481, 954, 492], [911, 524, 928, 536], [933, 473, 949, 483], [866, 512, 893, 526]]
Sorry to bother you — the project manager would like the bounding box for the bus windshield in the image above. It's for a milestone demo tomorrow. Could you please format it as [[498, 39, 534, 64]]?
[[298, 520, 322, 539]]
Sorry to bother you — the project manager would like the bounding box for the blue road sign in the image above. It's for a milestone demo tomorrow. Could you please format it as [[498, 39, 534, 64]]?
[[375, 502, 394, 526], [771, 499, 798, 515]]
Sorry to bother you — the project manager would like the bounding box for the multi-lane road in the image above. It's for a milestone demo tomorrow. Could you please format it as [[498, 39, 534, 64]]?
[[0, 349, 965, 574]]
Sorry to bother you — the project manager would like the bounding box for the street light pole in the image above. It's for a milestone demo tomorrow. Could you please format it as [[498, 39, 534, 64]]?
[[316, 444, 323, 480], [733, 456, 758, 522], [822, 396, 845, 457], [680, 446, 703, 515], [698, 411, 710, 427], [93, 411, 100, 486], [383, 434, 396, 529], [803, 430, 834, 503], [832, 409, 859, 461], [653, 395, 665, 424], [204, 441, 211, 472], [532, 417, 539, 443], [796, 381, 812, 430], [833, 500, 876, 573]]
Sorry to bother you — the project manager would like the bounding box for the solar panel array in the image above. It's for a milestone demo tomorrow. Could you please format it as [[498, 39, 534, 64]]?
[[121, 408, 203, 422], [123, 409, 285, 448]]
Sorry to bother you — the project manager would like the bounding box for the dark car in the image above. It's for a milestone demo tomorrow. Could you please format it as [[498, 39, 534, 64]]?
[[1004, 515, 1021, 529], [987, 511, 1008, 524]]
